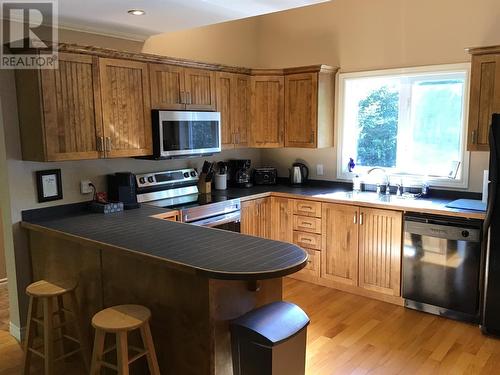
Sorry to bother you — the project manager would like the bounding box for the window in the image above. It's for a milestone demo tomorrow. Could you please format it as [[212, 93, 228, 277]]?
[[337, 64, 470, 188]]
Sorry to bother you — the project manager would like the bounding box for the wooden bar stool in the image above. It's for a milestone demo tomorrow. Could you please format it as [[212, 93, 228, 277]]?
[[22, 279, 90, 375], [90, 305, 160, 375]]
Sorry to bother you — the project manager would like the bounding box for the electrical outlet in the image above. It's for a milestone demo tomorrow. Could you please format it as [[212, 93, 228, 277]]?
[[80, 180, 93, 194], [316, 164, 324, 176]]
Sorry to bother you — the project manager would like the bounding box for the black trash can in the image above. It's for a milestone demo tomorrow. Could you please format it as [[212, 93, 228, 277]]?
[[230, 301, 310, 375]]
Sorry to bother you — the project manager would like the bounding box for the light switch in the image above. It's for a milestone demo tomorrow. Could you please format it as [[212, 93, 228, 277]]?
[[316, 164, 324, 176]]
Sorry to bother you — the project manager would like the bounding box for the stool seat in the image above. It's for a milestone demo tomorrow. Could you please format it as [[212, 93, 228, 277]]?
[[26, 279, 77, 297], [92, 305, 151, 332]]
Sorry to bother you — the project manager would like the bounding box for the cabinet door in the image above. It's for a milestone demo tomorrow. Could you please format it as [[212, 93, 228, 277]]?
[[233, 74, 250, 148], [358, 208, 402, 296], [99, 58, 152, 158], [184, 68, 216, 110], [285, 73, 318, 148], [468, 54, 500, 151], [321, 203, 359, 286], [216, 72, 234, 149], [241, 198, 271, 239], [249, 76, 284, 148], [270, 197, 293, 242], [149, 63, 185, 110], [40, 52, 103, 161]]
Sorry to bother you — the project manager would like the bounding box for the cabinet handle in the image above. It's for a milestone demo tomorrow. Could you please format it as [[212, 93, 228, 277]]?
[[310, 131, 315, 143], [301, 237, 312, 242], [359, 212, 364, 225], [105, 137, 112, 152], [96, 136, 104, 152], [472, 130, 477, 144], [187, 92, 192, 105], [353, 213, 357, 224], [235, 133, 240, 144], [301, 221, 313, 226], [180, 91, 186, 104]]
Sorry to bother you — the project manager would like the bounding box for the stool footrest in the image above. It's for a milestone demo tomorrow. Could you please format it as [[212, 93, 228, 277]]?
[[28, 347, 45, 359], [128, 346, 148, 364], [55, 347, 82, 362]]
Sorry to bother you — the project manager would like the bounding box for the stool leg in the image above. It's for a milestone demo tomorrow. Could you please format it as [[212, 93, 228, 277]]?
[[68, 291, 90, 371], [22, 296, 37, 375], [90, 329, 105, 375], [55, 296, 67, 363], [116, 331, 129, 375], [43, 297, 54, 375], [140, 323, 160, 375]]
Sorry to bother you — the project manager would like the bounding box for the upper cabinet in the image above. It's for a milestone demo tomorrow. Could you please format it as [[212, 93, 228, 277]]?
[[14, 44, 337, 161], [249, 75, 285, 148], [15, 52, 103, 161], [216, 72, 250, 149], [150, 64, 216, 111], [468, 47, 500, 151], [284, 66, 336, 148], [99, 58, 152, 158]]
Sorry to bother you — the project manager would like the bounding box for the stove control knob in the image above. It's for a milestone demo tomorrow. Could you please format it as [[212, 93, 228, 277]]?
[[190, 171, 197, 177], [184, 172, 190, 178], [147, 176, 154, 183], [139, 177, 146, 184], [462, 230, 470, 238]]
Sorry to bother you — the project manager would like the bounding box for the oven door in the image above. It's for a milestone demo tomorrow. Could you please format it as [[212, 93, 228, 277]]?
[[155, 110, 221, 157], [189, 211, 241, 232]]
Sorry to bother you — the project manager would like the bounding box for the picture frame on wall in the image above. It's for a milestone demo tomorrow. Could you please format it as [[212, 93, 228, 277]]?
[[35, 169, 63, 203]]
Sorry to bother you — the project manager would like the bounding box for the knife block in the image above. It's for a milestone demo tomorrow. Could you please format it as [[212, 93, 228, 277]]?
[[197, 173, 212, 194]]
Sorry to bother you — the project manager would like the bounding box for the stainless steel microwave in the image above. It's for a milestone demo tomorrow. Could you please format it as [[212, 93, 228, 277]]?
[[152, 110, 221, 158]]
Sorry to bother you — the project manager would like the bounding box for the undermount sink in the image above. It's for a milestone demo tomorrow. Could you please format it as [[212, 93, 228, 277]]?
[[313, 191, 420, 203]]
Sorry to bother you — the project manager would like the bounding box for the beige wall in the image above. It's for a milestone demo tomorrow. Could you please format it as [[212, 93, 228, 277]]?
[[1, 28, 261, 333], [144, 0, 500, 192], [143, 17, 260, 67]]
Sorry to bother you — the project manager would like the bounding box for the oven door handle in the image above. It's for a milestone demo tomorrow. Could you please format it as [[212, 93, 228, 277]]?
[[189, 211, 241, 228]]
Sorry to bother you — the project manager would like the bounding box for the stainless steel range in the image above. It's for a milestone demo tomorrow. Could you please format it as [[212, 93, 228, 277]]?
[[136, 168, 241, 231]]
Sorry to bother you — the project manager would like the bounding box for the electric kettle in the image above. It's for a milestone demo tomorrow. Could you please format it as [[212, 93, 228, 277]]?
[[289, 162, 309, 185]]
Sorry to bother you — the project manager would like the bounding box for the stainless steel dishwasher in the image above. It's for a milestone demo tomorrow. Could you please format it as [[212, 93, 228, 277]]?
[[403, 213, 483, 323]]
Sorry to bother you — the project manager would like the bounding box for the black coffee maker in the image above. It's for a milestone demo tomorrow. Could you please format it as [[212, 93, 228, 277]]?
[[228, 160, 253, 188], [107, 172, 140, 209]]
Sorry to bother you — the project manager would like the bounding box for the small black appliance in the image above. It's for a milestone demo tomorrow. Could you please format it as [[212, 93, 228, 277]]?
[[107, 172, 140, 210], [253, 167, 277, 185], [228, 160, 253, 188]]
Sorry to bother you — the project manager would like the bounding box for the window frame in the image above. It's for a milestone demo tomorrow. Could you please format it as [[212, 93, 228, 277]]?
[[336, 63, 471, 189]]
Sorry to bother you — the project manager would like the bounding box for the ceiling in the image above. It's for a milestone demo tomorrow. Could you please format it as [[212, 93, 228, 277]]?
[[56, 0, 331, 40]]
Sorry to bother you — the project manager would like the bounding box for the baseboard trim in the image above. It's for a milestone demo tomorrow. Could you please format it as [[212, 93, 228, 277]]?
[[9, 321, 23, 342]]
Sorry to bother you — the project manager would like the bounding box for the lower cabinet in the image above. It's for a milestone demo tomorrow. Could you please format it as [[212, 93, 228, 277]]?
[[240, 197, 404, 303], [240, 198, 272, 239], [321, 203, 359, 286], [358, 207, 402, 296]]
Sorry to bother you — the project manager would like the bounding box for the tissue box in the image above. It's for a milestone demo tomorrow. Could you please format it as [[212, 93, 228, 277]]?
[[90, 201, 124, 214]]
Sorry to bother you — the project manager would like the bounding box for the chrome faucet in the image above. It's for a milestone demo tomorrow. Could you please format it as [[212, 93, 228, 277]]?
[[366, 168, 389, 195]]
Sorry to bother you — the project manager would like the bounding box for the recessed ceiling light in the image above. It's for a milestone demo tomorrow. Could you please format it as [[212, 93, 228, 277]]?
[[128, 9, 145, 16]]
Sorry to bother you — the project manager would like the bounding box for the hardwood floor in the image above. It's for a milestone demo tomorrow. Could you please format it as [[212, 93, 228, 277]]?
[[1, 279, 500, 374]]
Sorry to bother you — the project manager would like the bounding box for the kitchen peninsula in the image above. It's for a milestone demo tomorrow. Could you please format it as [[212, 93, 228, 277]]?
[[21, 204, 307, 375]]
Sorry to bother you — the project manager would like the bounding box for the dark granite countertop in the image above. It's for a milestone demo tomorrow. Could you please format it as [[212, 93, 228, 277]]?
[[22, 204, 307, 280]]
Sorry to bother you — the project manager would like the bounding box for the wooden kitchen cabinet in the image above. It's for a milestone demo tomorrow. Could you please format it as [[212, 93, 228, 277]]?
[[249, 75, 285, 148], [467, 50, 500, 151], [99, 58, 152, 158], [240, 198, 272, 239], [15, 52, 103, 161], [216, 72, 250, 149], [321, 203, 359, 286], [284, 66, 336, 148], [270, 197, 293, 242], [358, 208, 402, 296], [149, 64, 216, 111]]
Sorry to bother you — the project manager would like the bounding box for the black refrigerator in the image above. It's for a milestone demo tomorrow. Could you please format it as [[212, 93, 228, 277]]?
[[482, 113, 500, 335]]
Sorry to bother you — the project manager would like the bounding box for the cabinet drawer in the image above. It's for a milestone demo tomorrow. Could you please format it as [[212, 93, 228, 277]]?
[[293, 215, 321, 234], [299, 248, 320, 277], [293, 200, 322, 217], [293, 231, 322, 250]]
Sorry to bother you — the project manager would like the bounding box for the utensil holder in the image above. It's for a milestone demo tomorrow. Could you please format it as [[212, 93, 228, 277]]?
[[198, 173, 212, 194], [215, 173, 227, 190]]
